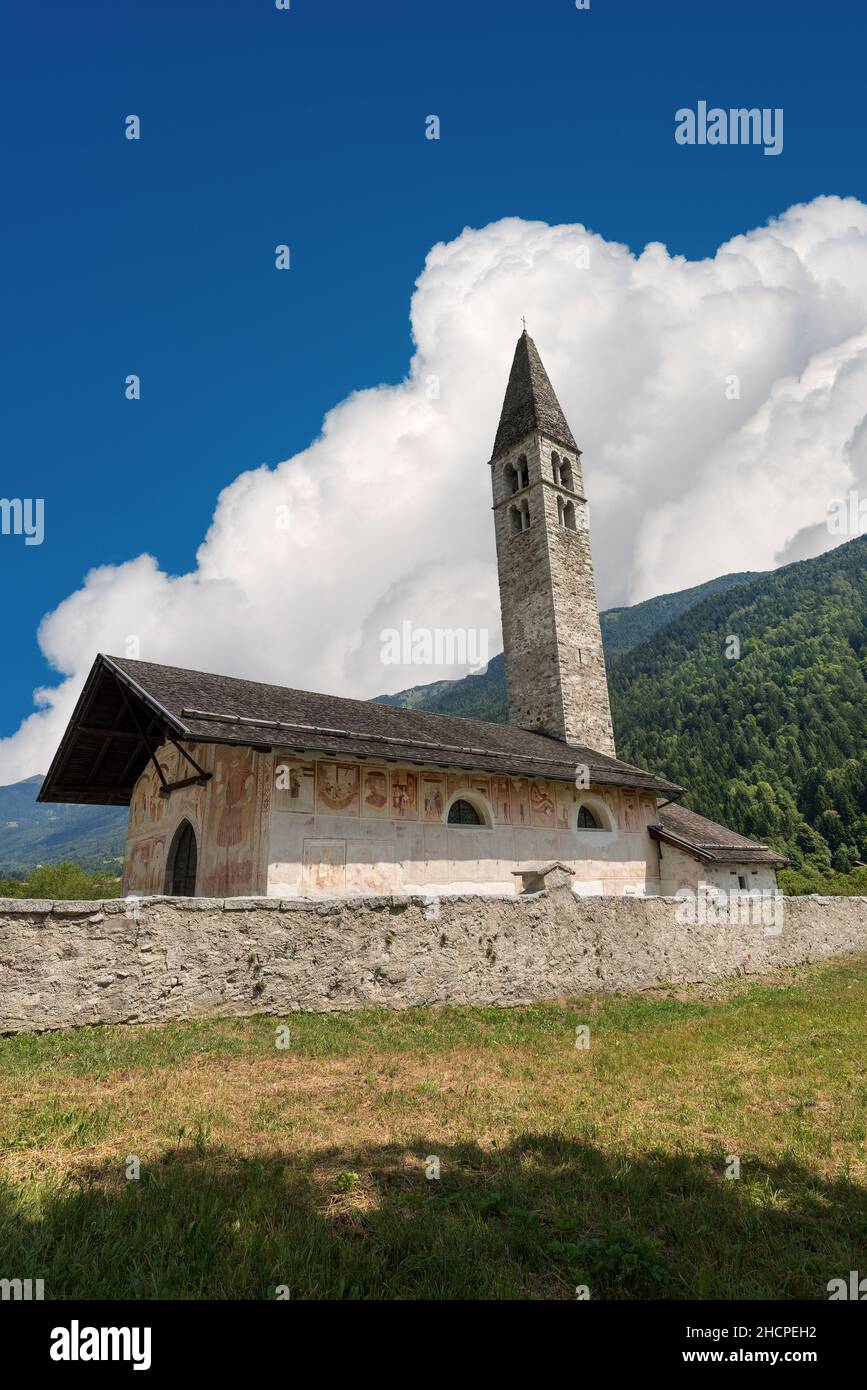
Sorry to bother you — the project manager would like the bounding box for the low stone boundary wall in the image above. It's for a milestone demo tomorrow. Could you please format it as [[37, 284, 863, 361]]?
[[1, 888, 866, 1034]]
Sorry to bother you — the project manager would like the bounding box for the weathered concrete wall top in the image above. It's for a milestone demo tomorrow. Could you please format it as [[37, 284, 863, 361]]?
[[1, 889, 865, 1034]]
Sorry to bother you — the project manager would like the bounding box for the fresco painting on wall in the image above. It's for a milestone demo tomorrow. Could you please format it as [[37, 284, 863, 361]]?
[[130, 773, 149, 831], [150, 751, 180, 822], [150, 835, 167, 892], [346, 840, 396, 894], [302, 839, 346, 893], [204, 745, 257, 896], [124, 834, 167, 895], [168, 747, 209, 834], [530, 780, 556, 829], [316, 762, 360, 816], [602, 787, 621, 827], [469, 775, 491, 804], [124, 840, 150, 895], [447, 774, 468, 801], [492, 776, 511, 823], [421, 774, 445, 822], [130, 754, 175, 831], [556, 782, 573, 829], [361, 767, 389, 817], [391, 769, 418, 820], [511, 777, 531, 827], [623, 792, 639, 832], [274, 757, 315, 813]]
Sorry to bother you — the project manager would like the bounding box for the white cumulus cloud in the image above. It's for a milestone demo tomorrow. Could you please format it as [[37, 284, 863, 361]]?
[[4, 195, 867, 783]]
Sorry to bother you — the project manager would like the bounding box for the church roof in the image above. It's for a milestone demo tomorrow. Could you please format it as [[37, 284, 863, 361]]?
[[38, 653, 683, 806], [652, 802, 787, 866], [491, 330, 579, 460]]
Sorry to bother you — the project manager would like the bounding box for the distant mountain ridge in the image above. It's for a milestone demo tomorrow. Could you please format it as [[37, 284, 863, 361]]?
[[0, 775, 126, 876], [609, 535, 867, 873], [600, 571, 765, 661]]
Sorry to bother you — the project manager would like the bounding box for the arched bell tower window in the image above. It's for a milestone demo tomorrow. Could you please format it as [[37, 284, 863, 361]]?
[[517, 453, 529, 489], [510, 499, 530, 535], [560, 458, 574, 491], [557, 495, 565, 526], [165, 819, 198, 896], [563, 500, 576, 530], [551, 451, 561, 485], [504, 461, 519, 495]]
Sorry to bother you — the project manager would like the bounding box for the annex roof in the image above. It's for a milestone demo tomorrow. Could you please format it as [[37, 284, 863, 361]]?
[[653, 802, 787, 867]]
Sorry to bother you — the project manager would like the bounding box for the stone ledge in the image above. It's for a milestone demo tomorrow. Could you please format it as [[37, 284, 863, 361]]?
[[222, 897, 283, 912], [1, 891, 862, 921], [0, 899, 55, 914]]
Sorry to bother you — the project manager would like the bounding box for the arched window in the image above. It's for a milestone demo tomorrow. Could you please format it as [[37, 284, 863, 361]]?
[[510, 499, 529, 534], [448, 798, 483, 826], [517, 454, 529, 489], [504, 461, 519, 495], [557, 496, 565, 526], [551, 451, 561, 485], [560, 458, 573, 490], [165, 819, 198, 896], [563, 500, 576, 530], [576, 804, 603, 829]]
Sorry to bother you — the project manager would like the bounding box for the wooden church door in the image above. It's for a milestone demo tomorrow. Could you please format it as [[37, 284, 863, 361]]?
[[165, 819, 198, 896]]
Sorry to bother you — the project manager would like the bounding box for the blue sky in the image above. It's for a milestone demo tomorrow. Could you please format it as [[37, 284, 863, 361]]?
[[2, 0, 866, 769]]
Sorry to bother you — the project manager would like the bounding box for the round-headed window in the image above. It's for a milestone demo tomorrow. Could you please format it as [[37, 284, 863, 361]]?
[[447, 798, 483, 826], [576, 804, 603, 830]]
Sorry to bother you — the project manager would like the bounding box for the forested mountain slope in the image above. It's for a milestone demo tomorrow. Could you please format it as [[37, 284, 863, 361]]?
[[609, 536, 867, 873]]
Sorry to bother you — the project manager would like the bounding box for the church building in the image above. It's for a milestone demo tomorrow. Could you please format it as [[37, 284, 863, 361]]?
[[39, 332, 784, 899]]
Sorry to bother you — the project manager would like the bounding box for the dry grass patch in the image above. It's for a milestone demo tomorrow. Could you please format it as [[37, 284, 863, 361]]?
[[0, 956, 865, 1298]]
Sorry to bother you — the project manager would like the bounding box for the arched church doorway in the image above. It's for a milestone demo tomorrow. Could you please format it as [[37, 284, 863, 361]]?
[[165, 819, 198, 896]]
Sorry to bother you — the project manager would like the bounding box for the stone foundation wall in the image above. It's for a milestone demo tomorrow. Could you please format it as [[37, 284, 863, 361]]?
[[1, 888, 865, 1034]]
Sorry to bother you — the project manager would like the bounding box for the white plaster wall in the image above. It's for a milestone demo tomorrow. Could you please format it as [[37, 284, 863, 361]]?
[[266, 751, 663, 899], [657, 841, 777, 897]]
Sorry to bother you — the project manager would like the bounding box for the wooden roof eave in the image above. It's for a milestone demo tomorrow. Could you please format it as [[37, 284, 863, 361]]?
[[649, 824, 784, 866], [37, 654, 190, 806], [648, 825, 715, 864]]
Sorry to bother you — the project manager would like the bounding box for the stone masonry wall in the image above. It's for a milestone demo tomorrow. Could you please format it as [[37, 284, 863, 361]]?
[[490, 431, 615, 755], [1, 887, 865, 1034]]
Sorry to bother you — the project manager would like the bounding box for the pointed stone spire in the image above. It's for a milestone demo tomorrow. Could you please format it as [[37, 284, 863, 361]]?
[[491, 331, 578, 461]]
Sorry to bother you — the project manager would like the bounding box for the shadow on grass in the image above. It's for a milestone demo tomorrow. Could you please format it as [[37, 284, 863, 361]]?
[[1, 1136, 864, 1300]]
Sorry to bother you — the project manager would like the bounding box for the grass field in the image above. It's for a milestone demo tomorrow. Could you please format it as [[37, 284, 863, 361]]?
[[1, 957, 865, 1300]]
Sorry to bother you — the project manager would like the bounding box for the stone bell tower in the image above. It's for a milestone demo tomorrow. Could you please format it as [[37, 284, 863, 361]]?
[[489, 330, 616, 756]]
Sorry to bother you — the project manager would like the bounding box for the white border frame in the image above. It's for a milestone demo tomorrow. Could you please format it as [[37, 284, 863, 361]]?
[[573, 792, 617, 847], [443, 789, 495, 831]]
